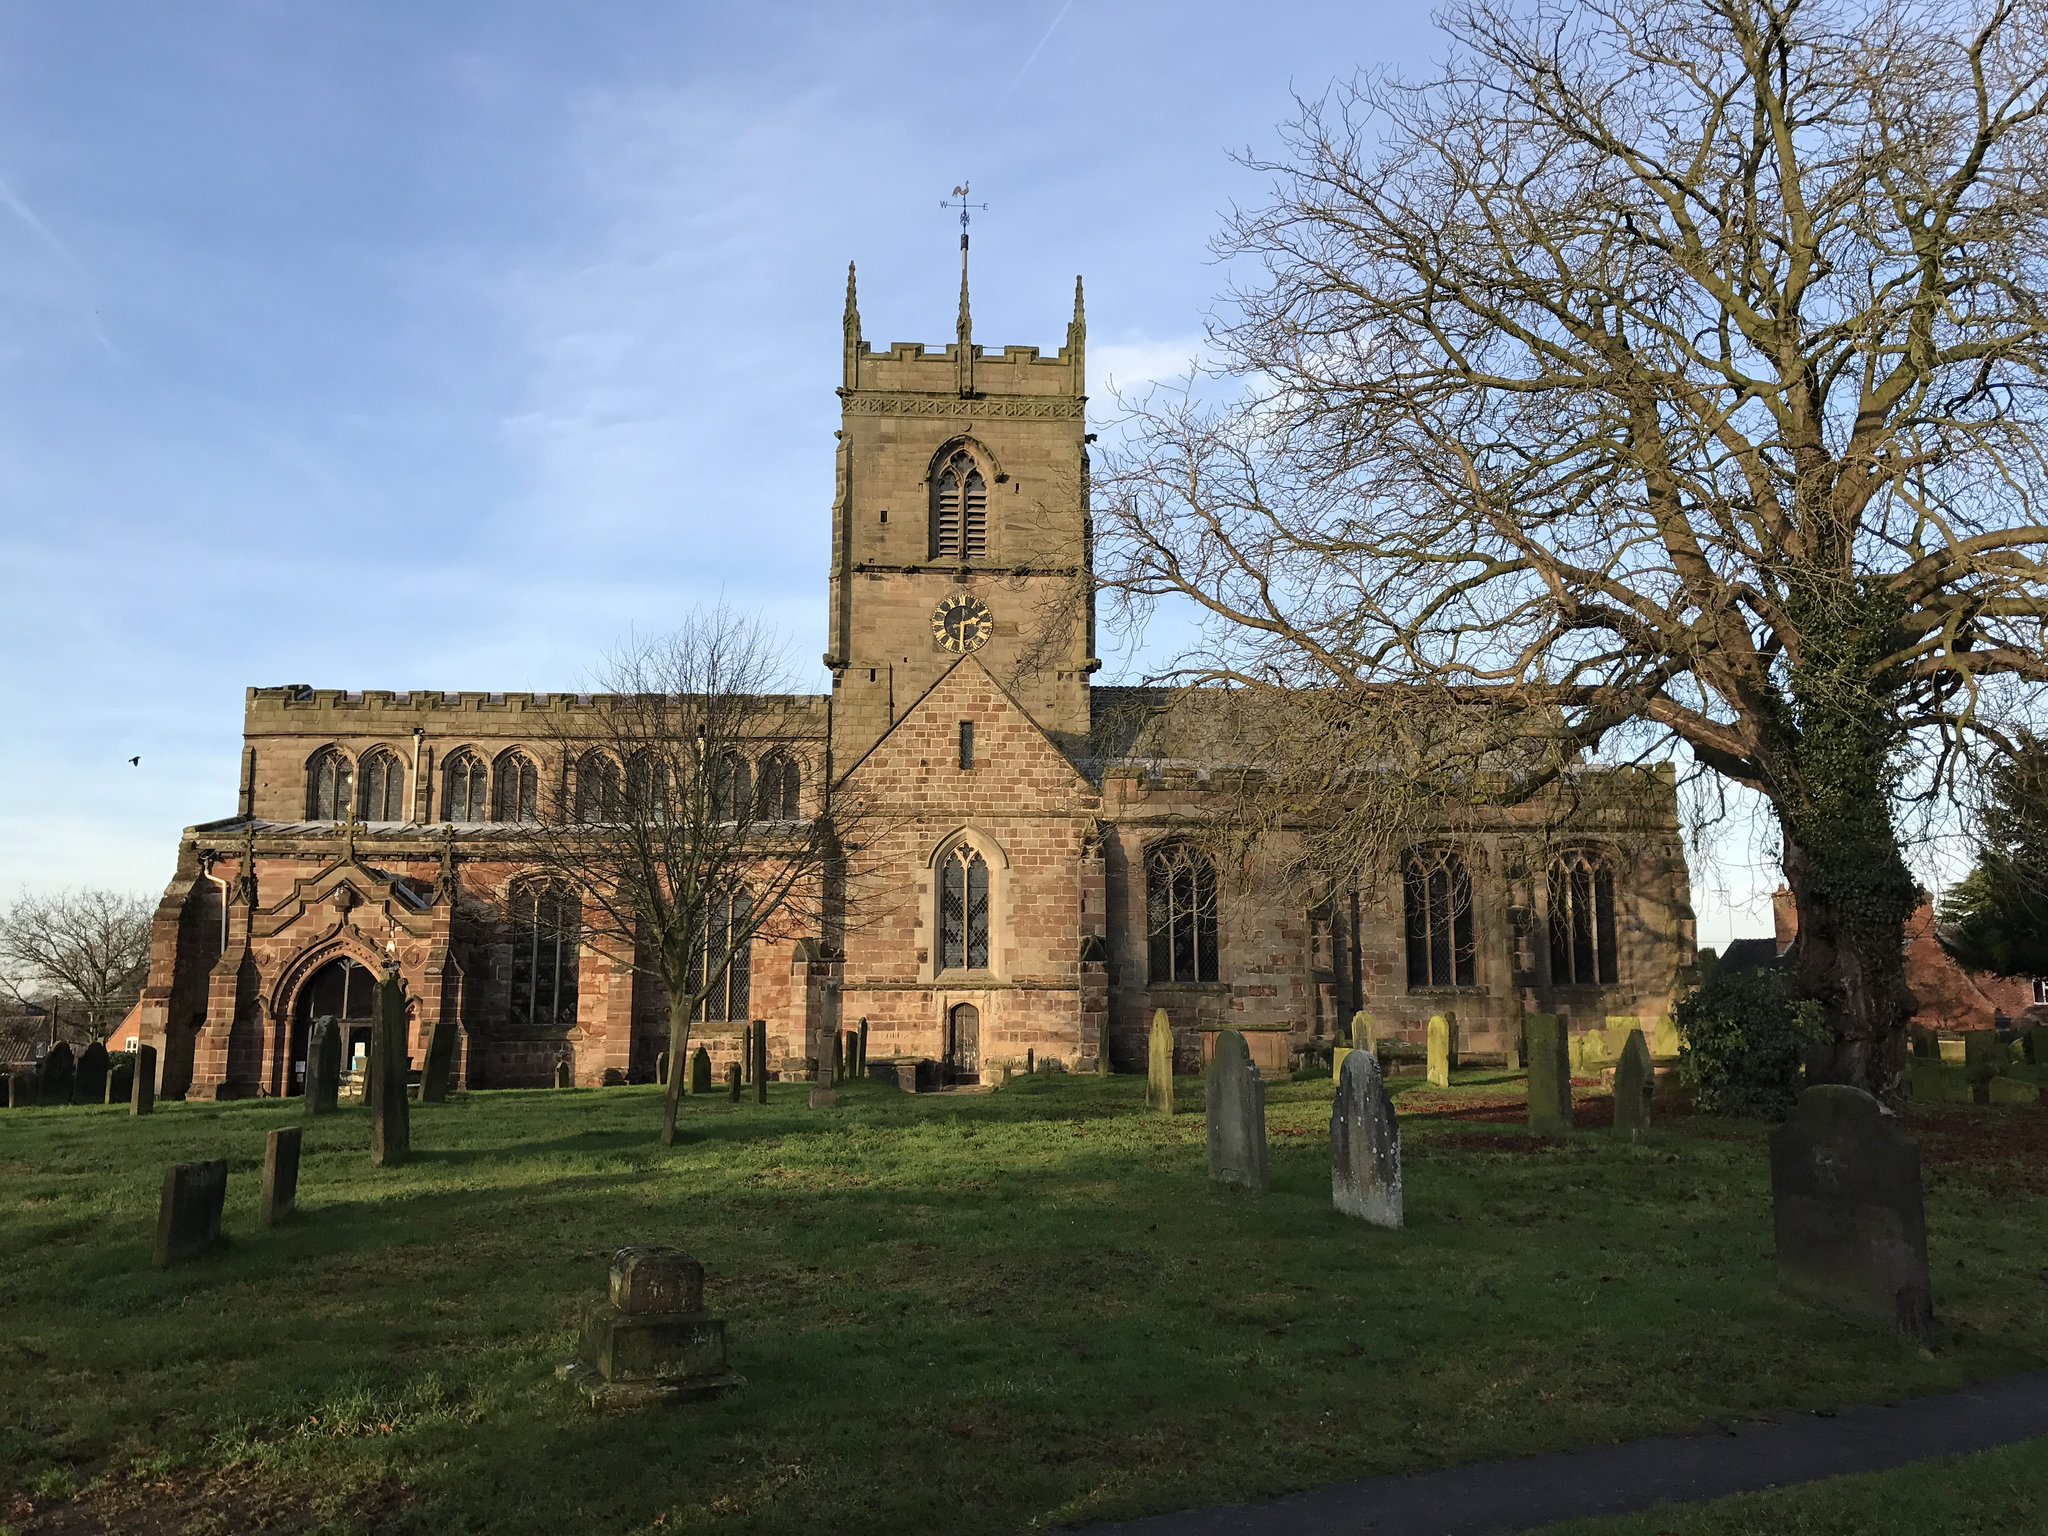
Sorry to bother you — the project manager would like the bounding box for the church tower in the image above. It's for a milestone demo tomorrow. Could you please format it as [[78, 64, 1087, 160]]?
[[824, 262, 1096, 766]]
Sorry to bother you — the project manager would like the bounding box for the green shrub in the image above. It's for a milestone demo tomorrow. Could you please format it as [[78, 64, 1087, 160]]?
[[1675, 967, 1826, 1119]]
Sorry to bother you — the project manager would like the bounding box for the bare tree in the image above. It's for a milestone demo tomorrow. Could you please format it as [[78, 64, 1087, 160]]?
[[1097, 0, 2048, 1095], [520, 609, 867, 1146], [0, 889, 153, 1040]]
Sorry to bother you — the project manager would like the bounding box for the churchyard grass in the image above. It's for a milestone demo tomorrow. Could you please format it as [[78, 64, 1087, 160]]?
[[3, 1072, 2045, 1534]]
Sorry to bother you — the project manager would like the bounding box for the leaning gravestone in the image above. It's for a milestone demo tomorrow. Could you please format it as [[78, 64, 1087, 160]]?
[[1330, 1047, 1402, 1227], [557, 1247, 742, 1405], [1147, 1009, 1175, 1116], [1426, 1015, 1453, 1089], [106, 1055, 135, 1106], [1525, 1013, 1572, 1135], [368, 974, 411, 1169], [37, 1042, 75, 1107], [1205, 1030, 1268, 1195], [420, 1019, 457, 1103], [1770, 1085, 1933, 1344], [1613, 1028, 1653, 1141], [154, 1159, 227, 1268], [72, 1041, 109, 1105], [131, 1043, 157, 1116], [261, 1126, 302, 1227], [690, 1046, 711, 1095], [304, 1017, 341, 1115]]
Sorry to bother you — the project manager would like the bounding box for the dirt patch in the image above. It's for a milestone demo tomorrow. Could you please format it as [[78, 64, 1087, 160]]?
[[1899, 1102, 2048, 1196], [5, 1467, 410, 1535]]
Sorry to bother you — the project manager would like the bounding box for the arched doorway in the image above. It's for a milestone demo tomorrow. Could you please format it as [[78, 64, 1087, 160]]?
[[945, 1003, 980, 1083], [291, 957, 378, 1095]]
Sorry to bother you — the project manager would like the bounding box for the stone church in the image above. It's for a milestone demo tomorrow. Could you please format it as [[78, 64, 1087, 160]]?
[[125, 265, 1696, 1099]]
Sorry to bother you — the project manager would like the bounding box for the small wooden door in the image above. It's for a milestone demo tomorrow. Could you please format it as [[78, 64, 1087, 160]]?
[[946, 1003, 980, 1080]]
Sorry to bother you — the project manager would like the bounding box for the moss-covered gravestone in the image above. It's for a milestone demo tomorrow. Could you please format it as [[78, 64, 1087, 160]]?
[[689, 1045, 711, 1095], [1769, 1085, 1932, 1345], [2025, 1026, 2046, 1067], [72, 1042, 109, 1105], [726, 1062, 741, 1101], [1205, 1029, 1268, 1195], [1351, 1011, 1375, 1051], [1988, 1076, 2041, 1105], [420, 1019, 457, 1103], [154, 1159, 227, 1268], [1613, 1028, 1652, 1141], [1653, 1014, 1682, 1058], [1147, 1009, 1174, 1116], [1963, 1030, 2004, 1086], [558, 1248, 743, 1406], [1525, 1013, 1571, 1135], [1426, 1015, 1452, 1088], [304, 1018, 341, 1114], [261, 1126, 301, 1227], [131, 1043, 157, 1116], [1330, 1047, 1401, 1227], [368, 974, 411, 1169]]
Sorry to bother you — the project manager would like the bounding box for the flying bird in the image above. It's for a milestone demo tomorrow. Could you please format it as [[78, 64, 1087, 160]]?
[[128, 756, 140, 766]]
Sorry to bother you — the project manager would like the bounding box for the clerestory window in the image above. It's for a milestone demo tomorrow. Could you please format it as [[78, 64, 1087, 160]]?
[[443, 750, 488, 823], [493, 751, 539, 823], [306, 748, 353, 821], [358, 748, 404, 822]]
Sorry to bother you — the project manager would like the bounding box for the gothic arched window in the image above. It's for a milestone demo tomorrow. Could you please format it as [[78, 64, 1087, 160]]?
[[509, 881, 579, 1026], [1404, 848, 1475, 988], [493, 750, 539, 823], [1550, 850, 1620, 986], [625, 751, 669, 821], [689, 888, 753, 1022], [575, 752, 620, 823], [1145, 843, 1220, 983], [443, 750, 488, 824], [306, 748, 353, 821], [757, 753, 800, 820], [358, 748, 404, 822], [931, 449, 988, 560], [709, 752, 751, 823], [938, 844, 991, 971]]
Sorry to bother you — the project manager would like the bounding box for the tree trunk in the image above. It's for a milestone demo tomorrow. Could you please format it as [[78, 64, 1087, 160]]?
[[657, 992, 694, 1148], [1781, 823, 1917, 1098]]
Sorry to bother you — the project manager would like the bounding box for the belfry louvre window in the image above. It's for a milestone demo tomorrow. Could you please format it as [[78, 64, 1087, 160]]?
[[1549, 851, 1620, 986], [689, 889, 753, 1022], [1404, 848, 1475, 988], [358, 749, 404, 822], [931, 450, 987, 559], [1146, 843, 1219, 983], [306, 748, 352, 821], [443, 751, 487, 823], [509, 882, 579, 1026], [493, 751, 539, 823], [939, 845, 990, 971]]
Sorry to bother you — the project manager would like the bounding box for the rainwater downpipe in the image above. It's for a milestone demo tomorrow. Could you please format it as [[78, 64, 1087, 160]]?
[[200, 854, 229, 958], [408, 725, 425, 823]]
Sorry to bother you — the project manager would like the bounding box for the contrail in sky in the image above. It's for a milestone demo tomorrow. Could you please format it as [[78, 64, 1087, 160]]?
[[999, 0, 1077, 105], [0, 174, 116, 352]]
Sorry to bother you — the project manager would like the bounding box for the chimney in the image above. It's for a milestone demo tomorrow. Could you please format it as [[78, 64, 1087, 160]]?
[[1772, 885, 1798, 954]]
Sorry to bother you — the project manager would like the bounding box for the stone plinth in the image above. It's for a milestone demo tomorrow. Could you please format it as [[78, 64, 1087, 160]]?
[[557, 1247, 742, 1407]]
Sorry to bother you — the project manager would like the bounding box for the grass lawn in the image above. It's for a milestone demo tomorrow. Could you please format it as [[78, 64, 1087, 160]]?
[[2, 1070, 2045, 1535]]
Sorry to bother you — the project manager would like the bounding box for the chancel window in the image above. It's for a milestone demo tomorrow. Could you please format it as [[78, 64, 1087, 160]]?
[[756, 754, 800, 820], [931, 449, 988, 559], [575, 752, 620, 823], [443, 751, 487, 823], [690, 889, 753, 1022], [358, 749, 404, 822], [306, 748, 353, 821], [1146, 843, 1219, 983], [493, 751, 539, 823], [938, 844, 991, 971], [1404, 848, 1475, 988], [509, 882, 579, 1026], [1549, 851, 1620, 986]]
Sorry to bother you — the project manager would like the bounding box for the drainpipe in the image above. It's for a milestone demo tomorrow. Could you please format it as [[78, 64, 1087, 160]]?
[[408, 725, 425, 824], [199, 853, 229, 959]]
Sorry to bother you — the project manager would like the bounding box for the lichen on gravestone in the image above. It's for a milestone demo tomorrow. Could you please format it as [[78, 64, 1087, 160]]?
[[1426, 1015, 1452, 1089], [1524, 1014, 1571, 1136], [1205, 1030, 1268, 1195], [1330, 1048, 1401, 1227], [1147, 1010, 1174, 1116], [1613, 1029, 1652, 1141]]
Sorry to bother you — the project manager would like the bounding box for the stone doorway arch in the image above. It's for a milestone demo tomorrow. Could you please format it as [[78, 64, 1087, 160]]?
[[290, 957, 378, 1095], [945, 1002, 980, 1083]]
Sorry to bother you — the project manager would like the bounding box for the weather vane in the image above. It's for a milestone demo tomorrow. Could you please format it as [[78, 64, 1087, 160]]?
[[942, 182, 989, 256]]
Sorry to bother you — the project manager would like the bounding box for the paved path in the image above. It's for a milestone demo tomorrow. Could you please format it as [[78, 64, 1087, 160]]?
[[1084, 1370, 2048, 1535]]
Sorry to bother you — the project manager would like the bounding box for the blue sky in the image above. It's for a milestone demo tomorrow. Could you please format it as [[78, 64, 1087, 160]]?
[[0, 0, 1786, 944]]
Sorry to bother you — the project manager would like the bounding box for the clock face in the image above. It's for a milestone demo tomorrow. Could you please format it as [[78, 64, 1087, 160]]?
[[932, 593, 994, 653]]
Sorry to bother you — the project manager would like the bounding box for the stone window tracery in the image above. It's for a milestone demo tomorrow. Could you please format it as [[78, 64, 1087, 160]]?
[[625, 751, 669, 820], [358, 748, 404, 822], [509, 881, 579, 1026], [1549, 850, 1620, 986], [1404, 848, 1475, 988], [709, 752, 751, 823], [1146, 843, 1219, 984], [493, 750, 539, 823], [931, 449, 988, 560], [443, 751, 487, 824], [575, 752, 620, 823], [690, 888, 753, 1022], [306, 748, 353, 821], [756, 753, 800, 820], [939, 844, 991, 971]]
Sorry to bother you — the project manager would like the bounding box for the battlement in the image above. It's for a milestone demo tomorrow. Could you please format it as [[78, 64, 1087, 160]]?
[[244, 687, 829, 735]]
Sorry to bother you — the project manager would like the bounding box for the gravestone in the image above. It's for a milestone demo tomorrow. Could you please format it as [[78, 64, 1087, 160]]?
[[6, 1073, 28, 1109], [37, 1042, 75, 1106], [1525, 1014, 1571, 1135], [557, 1247, 742, 1405], [726, 1062, 742, 1101], [857, 1018, 869, 1075], [72, 1042, 109, 1105], [1653, 1015, 1682, 1057], [690, 1046, 711, 1095], [752, 1021, 768, 1103], [1613, 1028, 1652, 1141], [420, 1019, 457, 1103], [304, 1017, 341, 1115], [261, 1126, 302, 1227], [131, 1043, 157, 1116], [1027, 1048, 1035, 1075], [1426, 1015, 1452, 1088], [368, 974, 411, 1169], [1147, 1009, 1174, 1116], [832, 1031, 845, 1084], [1963, 1030, 2004, 1086], [1770, 1085, 1932, 1344], [106, 1056, 134, 1106], [1988, 1076, 2040, 1105], [1330, 1047, 1402, 1227], [656, 1050, 670, 1085], [553, 1058, 573, 1089], [154, 1159, 227, 1268], [1351, 1011, 1375, 1051], [2025, 1025, 2045, 1067], [809, 1078, 836, 1109], [1205, 1030, 1268, 1194]]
